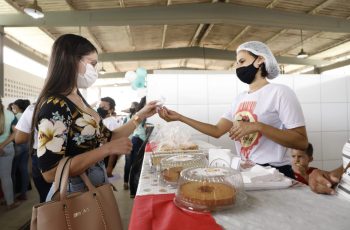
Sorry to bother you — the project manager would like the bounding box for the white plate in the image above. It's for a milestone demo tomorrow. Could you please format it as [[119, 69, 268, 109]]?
[[243, 177, 292, 190]]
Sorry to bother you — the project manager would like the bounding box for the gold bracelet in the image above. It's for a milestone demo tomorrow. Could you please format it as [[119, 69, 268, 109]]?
[[132, 114, 141, 128]]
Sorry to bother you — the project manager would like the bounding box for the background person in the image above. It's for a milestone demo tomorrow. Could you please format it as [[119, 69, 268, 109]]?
[[123, 101, 138, 190], [97, 96, 123, 177], [291, 143, 317, 185], [15, 103, 52, 203], [11, 99, 31, 201], [0, 99, 20, 210], [159, 41, 308, 178]]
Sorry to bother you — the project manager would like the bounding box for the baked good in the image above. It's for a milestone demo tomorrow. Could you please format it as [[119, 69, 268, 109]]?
[[162, 167, 183, 182], [174, 167, 244, 212], [158, 143, 199, 152], [160, 154, 207, 185], [179, 143, 199, 150], [159, 143, 175, 152], [179, 182, 236, 207]]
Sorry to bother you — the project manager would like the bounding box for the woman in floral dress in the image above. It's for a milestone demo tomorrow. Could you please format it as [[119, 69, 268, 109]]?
[[31, 34, 157, 200]]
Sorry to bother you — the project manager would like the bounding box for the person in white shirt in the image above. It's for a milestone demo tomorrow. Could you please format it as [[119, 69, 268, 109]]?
[[97, 97, 123, 177], [14, 104, 52, 202], [97, 97, 124, 131], [159, 41, 308, 178]]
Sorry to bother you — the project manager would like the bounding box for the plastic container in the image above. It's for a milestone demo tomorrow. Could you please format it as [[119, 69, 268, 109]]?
[[150, 153, 176, 171], [160, 154, 207, 186], [174, 167, 245, 212]]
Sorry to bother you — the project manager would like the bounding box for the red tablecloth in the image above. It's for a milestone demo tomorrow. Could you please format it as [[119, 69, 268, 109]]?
[[129, 194, 222, 230]]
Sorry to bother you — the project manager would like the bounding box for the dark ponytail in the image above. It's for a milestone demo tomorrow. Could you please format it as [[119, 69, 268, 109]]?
[[248, 51, 268, 77]]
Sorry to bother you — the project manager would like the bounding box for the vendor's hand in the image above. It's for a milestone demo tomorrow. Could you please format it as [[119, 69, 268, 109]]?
[[158, 107, 181, 122], [104, 137, 132, 156], [309, 169, 340, 195], [229, 121, 259, 141], [137, 101, 158, 120]]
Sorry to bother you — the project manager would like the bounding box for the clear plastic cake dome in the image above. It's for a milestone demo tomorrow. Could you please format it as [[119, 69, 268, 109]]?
[[174, 167, 245, 212], [160, 154, 207, 186]]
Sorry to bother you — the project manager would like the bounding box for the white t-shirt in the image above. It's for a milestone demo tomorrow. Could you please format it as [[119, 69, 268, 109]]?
[[222, 83, 305, 166], [102, 116, 124, 131], [15, 104, 38, 149]]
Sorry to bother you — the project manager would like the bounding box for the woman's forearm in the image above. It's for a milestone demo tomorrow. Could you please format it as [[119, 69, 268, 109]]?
[[111, 119, 137, 139], [42, 145, 110, 182]]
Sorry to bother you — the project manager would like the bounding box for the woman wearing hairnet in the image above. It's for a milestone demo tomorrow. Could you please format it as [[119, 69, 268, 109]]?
[[158, 41, 308, 178]]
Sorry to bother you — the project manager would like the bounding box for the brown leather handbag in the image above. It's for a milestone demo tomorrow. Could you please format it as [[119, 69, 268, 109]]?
[[30, 157, 123, 230]]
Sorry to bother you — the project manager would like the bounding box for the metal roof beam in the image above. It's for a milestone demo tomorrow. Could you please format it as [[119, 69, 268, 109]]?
[[3, 36, 48, 66], [1, 3, 350, 33], [315, 58, 350, 73], [99, 47, 326, 66]]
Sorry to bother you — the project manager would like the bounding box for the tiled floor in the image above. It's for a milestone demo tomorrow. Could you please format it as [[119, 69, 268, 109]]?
[[0, 156, 134, 230]]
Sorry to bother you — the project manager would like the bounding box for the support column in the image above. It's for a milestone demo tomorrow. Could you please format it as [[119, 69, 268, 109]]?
[[0, 27, 4, 97]]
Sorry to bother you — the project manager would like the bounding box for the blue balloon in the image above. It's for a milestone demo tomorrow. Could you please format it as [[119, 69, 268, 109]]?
[[136, 67, 147, 78], [131, 74, 145, 90]]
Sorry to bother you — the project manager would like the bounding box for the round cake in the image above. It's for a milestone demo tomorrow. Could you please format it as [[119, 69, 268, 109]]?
[[174, 167, 244, 212], [179, 181, 236, 207]]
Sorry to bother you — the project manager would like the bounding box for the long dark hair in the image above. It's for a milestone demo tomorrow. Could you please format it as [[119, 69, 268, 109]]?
[[136, 96, 146, 112], [31, 34, 97, 150], [14, 99, 31, 113]]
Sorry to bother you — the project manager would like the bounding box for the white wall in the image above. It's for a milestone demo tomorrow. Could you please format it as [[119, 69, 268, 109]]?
[[147, 70, 350, 170], [2, 63, 45, 107]]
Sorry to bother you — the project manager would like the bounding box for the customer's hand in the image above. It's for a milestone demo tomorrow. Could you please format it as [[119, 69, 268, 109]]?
[[158, 107, 181, 122], [104, 137, 133, 155], [309, 169, 341, 195], [137, 101, 158, 120]]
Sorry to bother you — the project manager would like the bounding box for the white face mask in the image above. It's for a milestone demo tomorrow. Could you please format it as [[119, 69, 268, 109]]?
[[77, 63, 98, 89]]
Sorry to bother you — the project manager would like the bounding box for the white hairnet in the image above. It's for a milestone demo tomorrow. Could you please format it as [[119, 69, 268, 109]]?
[[236, 41, 279, 79]]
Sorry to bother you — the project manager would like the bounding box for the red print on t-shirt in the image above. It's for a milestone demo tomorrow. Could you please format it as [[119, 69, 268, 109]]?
[[234, 101, 261, 159]]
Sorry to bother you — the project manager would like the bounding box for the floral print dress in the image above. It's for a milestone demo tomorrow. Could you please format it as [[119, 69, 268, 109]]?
[[37, 95, 112, 196]]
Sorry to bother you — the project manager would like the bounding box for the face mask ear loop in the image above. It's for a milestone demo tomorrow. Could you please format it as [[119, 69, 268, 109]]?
[[79, 60, 87, 75]]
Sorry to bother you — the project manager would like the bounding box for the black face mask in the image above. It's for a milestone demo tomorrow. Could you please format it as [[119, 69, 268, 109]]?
[[236, 57, 259, 84], [97, 107, 109, 119]]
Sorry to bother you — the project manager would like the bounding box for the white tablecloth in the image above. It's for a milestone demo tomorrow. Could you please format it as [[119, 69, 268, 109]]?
[[136, 142, 350, 230]]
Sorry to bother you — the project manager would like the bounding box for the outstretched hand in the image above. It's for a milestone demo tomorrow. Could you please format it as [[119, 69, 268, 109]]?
[[158, 107, 181, 122], [137, 100, 158, 120]]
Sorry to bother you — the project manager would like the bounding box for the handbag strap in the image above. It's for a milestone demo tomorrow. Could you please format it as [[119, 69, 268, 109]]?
[[52, 157, 72, 201], [53, 157, 100, 202], [52, 157, 71, 199]]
